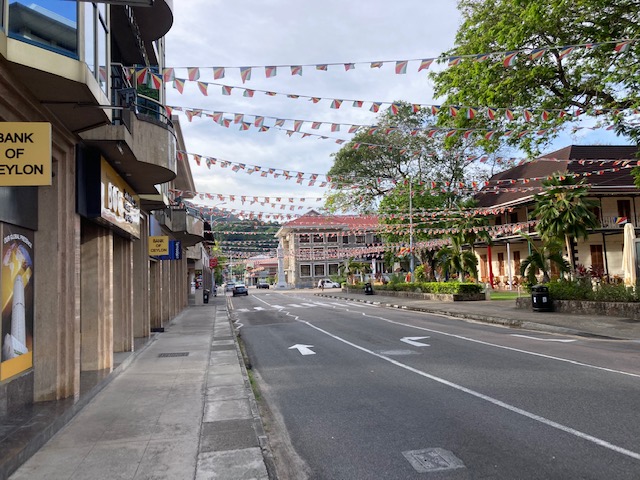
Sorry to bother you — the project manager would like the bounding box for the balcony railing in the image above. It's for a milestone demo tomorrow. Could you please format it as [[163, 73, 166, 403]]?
[[601, 216, 638, 229]]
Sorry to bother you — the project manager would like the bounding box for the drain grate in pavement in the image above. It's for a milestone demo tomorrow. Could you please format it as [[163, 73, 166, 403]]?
[[402, 448, 465, 473], [158, 352, 190, 358]]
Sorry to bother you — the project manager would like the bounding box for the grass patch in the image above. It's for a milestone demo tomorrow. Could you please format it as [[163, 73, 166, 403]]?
[[489, 291, 523, 301]]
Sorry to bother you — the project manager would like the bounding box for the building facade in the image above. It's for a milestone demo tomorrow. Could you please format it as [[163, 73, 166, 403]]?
[[474, 145, 640, 288], [276, 211, 383, 288], [0, 0, 203, 417]]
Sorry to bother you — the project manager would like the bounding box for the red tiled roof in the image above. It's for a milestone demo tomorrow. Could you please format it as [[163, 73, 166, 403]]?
[[475, 145, 639, 207], [282, 211, 379, 229]]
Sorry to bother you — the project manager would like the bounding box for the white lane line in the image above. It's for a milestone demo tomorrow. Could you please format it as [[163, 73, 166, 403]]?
[[236, 308, 250, 312], [254, 307, 266, 311], [300, 303, 318, 307], [302, 320, 640, 462], [272, 305, 285, 309], [511, 334, 576, 343], [360, 312, 640, 379], [287, 304, 304, 308]]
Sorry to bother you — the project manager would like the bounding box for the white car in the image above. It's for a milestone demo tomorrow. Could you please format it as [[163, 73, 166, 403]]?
[[318, 279, 341, 288]]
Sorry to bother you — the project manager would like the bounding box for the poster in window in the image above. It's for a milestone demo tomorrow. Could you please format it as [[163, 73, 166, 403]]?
[[1, 224, 34, 380]]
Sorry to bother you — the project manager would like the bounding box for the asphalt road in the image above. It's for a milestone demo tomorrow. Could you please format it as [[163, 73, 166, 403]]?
[[229, 289, 640, 480]]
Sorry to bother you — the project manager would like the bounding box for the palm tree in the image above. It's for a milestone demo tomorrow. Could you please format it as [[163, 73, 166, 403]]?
[[519, 234, 570, 284], [436, 236, 478, 282], [532, 173, 599, 271]]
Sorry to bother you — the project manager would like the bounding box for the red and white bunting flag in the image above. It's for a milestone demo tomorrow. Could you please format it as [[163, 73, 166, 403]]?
[[291, 65, 303, 75], [197, 81, 208, 96], [390, 104, 399, 115], [558, 46, 574, 59], [505, 109, 514, 121], [293, 120, 303, 131], [523, 110, 533, 122], [243, 89, 255, 97], [431, 105, 440, 115], [370, 102, 382, 112], [310, 97, 321, 103], [331, 123, 340, 132], [254, 116, 264, 127], [315, 64, 328, 71], [418, 59, 434, 71], [448, 56, 461, 66], [213, 67, 225, 79], [530, 48, 547, 60], [136, 68, 148, 85], [240, 66, 252, 83], [370, 61, 383, 68], [395, 60, 408, 74], [234, 113, 244, 124], [221, 85, 232, 95], [187, 67, 200, 81], [344, 63, 355, 71], [149, 72, 162, 90], [311, 121, 321, 130], [265, 66, 277, 78], [212, 112, 223, 124], [353, 100, 363, 108], [348, 125, 358, 133], [330, 99, 343, 109]]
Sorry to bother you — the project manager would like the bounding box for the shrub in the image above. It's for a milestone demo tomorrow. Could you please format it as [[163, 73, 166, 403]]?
[[545, 279, 639, 302], [354, 281, 482, 295]]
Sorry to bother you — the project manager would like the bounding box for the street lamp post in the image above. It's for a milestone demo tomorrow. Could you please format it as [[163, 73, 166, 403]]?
[[409, 178, 414, 277]]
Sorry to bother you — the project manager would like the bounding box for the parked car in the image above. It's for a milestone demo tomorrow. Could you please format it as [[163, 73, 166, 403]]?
[[224, 282, 235, 292], [318, 279, 341, 288], [256, 281, 270, 289], [232, 284, 249, 296]]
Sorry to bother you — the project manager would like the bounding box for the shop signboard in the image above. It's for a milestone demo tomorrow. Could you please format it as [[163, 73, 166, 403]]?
[[0, 122, 51, 186], [101, 159, 140, 238], [148, 236, 169, 256]]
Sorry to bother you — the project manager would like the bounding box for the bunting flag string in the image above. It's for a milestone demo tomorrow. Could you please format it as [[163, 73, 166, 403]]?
[[177, 147, 639, 195], [173, 189, 324, 208], [171, 105, 635, 143], [135, 38, 635, 85]]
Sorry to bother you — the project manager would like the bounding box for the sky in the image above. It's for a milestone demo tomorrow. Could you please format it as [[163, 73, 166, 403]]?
[[164, 0, 632, 221]]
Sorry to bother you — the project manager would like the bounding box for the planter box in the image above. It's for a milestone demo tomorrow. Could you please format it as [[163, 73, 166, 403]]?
[[516, 297, 640, 320], [343, 287, 484, 302]]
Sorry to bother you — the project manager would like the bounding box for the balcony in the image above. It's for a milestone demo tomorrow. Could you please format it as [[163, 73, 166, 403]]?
[[155, 208, 204, 247]]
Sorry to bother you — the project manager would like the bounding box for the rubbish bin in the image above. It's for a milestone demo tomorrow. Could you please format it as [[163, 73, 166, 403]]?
[[364, 282, 374, 295], [203, 289, 210, 304], [531, 285, 551, 312]]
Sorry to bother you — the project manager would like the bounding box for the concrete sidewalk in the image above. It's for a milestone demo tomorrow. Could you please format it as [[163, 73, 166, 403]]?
[[9, 297, 271, 480], [317, 290, 640, 341]]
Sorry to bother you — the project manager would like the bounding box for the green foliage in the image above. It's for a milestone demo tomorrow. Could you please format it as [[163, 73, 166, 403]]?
[[519, 234, 570, 284], [429, 0, 640, 154], [326, 101, 484, 213], [436, 239, 479, 281], [374, 281, 483, 295], [547, 279, 639, 302], [414, 264, 427, 282]]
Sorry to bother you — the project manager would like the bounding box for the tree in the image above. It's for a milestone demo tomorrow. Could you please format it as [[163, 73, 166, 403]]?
[[520, 234, 570, 284], [326, 102, 487, 213], [531, 173, 599, 271], [429, 0, 640, 154], [436, 236, 479, 282]]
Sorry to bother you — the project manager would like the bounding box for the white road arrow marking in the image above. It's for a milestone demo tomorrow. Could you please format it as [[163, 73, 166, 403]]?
[[253, 307, 265, 311], [401, 336, 431, 347], [288, 344, 316, 355], [511, 334, 576, 343]]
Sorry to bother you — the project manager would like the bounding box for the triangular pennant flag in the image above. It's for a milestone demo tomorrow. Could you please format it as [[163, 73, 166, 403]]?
[[240, 121, 251, 131], [614, 40, 631, 53], [502, 51, 518, 67], [149, 72, 162, 90], [330, 123, 340, 132], [353, 100, 363, 108], [136, 68, 149, 85], [448, 106, 459, 117], [418, 59, 434, 71], [395, 60, 408, 74], [448, 56, 461, 66], [222, 85, 232, 95], [370, 61, 383, 68], [243, 89, 255, 97], [558, 46, 574, 59], [293, 120, 303, 131], [234, 113, 244, 124], [254, 116, 264, 127], [173, 78, 185, 94], [240, 66, 252, 83], [390, 103, 400, 115], [275, 119, 285, 127], [475, 53, 490, 62], [505, 109, 514, 121], [370, 102, 382, 112], [315, 64, 328, 71], [486, 107, 497, 120], [311, 122, 321, 130], [265, 66, 277, 78], [187, 67, 200, 81], [290, 65, 303, 75], [213, 67, 225, 79], [348, 125, 359, 133], [197, 81, 208, 96], [162, 67, 175, 82], [523, 109, 534, 122], [310, 97, 321, 103], [530, 48, 547, 60], [431, 105, 440, 115], [344, 63, 355, 71]]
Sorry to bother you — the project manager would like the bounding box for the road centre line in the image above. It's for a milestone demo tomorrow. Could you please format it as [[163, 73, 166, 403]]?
[[360, 312, 640, 379], [300, 319, 640, 462]]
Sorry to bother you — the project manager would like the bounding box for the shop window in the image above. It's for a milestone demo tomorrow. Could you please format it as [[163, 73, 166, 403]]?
[[9, 1, 79, 58], [314, 264, 325, 277], [300, 264, 311, 277]]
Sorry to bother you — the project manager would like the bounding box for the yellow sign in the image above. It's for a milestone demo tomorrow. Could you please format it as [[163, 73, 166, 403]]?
[[149, 236, 169, 256], [101, 159, 140, 238], [0, 122, 52, 186]]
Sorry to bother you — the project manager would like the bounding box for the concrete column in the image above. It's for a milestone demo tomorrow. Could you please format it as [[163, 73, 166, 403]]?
[[150, 260, 161, 330], [34, 141, 81, 401], [113, 235, 133, 352], [80, 223, 113, 371], [133, 214, 150, 339]]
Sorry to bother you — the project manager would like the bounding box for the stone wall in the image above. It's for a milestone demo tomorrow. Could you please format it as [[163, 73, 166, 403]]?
[[516, 297, 640, 320]]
